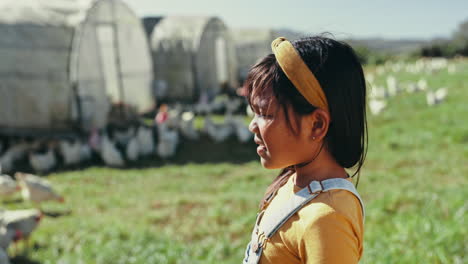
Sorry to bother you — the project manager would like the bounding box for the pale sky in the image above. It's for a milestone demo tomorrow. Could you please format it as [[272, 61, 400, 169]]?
[[122, 0, 467, 40]]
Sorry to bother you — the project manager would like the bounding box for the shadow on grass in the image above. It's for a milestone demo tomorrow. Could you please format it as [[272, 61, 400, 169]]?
[[10, 255, 41, 264], [134, 135, 258, 167], [2, 198, 24, 205], [9, 135, 259, 176], [42, 209, 72, 218]]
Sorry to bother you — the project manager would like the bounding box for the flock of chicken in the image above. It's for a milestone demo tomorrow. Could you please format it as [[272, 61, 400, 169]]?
[[0, 97, 252, 262], [0, 168, 64, 263], [0, 97, 252, 174], [367, 58, 455, 116], [0, 58, 459, 173]]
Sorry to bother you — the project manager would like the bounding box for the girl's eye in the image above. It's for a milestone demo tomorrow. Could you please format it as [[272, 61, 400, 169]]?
[[255, 113, 273, 119]]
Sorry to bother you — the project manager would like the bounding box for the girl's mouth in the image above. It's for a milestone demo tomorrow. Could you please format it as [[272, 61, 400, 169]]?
[[257, 145, 267, 156]]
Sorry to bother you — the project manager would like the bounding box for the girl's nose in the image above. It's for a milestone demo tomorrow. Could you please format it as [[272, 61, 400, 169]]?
[[248, 117, 258, 133]]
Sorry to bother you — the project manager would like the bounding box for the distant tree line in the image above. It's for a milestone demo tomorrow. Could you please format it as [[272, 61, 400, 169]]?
[[420, 18, 468, 57], [352, 45, 394, 65]]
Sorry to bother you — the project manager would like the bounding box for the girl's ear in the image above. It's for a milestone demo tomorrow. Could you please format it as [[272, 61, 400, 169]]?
[[307, 109, 330, 141]]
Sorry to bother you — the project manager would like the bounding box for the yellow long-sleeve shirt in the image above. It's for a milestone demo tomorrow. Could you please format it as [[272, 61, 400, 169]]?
[[258, 176, 364, 264]]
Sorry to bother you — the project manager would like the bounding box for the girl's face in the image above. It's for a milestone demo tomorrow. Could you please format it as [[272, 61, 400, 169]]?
[[248, 93, 317, 169]]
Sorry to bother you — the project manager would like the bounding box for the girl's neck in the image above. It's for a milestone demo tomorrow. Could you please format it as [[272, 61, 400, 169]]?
[[292, 148, 347, 188]]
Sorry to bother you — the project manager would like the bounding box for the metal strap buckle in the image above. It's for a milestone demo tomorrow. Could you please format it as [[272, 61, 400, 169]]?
[[254, 210, 265, 235], [252, 231, 269, 253], [307, 181, 324, 194]]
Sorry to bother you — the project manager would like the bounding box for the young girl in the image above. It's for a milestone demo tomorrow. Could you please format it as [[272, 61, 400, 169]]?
[[243, 36, 367, 264]]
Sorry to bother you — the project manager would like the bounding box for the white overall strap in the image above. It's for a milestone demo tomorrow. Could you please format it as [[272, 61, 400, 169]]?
[[319, 178, 365, 220], [261, 178, 365, 240]]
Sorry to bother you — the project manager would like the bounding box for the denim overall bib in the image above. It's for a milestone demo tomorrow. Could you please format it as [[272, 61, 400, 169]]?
[[243, 178, 365, 264]]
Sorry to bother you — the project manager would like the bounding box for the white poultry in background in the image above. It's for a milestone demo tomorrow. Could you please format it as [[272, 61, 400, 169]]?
[[179, 112, 199, 140], [113, 127, 135, 146], [0, 142, 30, 173], [426, 87, 448, 106], [417, 78, 428, 91], [100, 134, 125, 167], [369, 85, 388, 99], [0, 169, 20, 197], [136, 126, 154, 156], [0, 248, 9, 264], [405, 83, 418, 93], [88, 128, 101, 152], [194, 102, 213, 115], [0, 225, 17, 250], [225, 98, 242, 114], [166, 107, 182, 130], [246, 105, 254, 117], [59, 140, 82, 166], [126, 137, 139, 162], [15, 172, 64, 205], [211, 96, 227, 113], [29, 149, 56, 173], [229, 116, 252, 143], [80, 143, 92, 162], [365, 73, 375, 84], [157, 124, 179, 159], [369, 99, 387, 116], [386, 75, 398, 97], [203, 116, 233, 143], [448, 64, 456, 74], [0, 208, 42, 251], [0, 154, 14, 175]]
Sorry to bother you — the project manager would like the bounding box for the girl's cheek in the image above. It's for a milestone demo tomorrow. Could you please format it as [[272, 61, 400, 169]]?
[[257, 118, 275, 130]]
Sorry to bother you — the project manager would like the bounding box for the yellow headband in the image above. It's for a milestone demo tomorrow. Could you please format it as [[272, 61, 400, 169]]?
[[271, 37, 329, 112]]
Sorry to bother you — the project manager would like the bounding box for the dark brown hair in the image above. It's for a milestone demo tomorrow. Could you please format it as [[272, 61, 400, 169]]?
[[244, 35, 368, 210]]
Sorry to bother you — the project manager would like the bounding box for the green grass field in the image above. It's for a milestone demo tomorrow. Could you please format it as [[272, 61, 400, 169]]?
[[3, 59, 468, 264]]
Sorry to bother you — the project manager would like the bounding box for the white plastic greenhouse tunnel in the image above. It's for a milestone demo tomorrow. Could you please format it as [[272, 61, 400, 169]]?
[[232, 29, 277, 83], [0, 0, 154, 135], [144, 16, 238, 103]]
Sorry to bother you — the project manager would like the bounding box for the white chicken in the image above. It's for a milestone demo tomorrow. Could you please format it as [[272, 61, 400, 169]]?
[[0, 142, 30, 173], [405, 83, 418, 94], [15, 172, 64, 206], [386, 75, 398, 97], [194, 102, 213, 115], [0, 248, 9, 264], [88, 128, 101, 152], [179, 112, 199, 140], [225, 98, 242, 114], [369, 99, 387, 116], [0, 224, 17, 250], [157, 124, 179, 159], [100, 134, 125, 167], [448, 64, 456, 74], [136, 126, 155, 156], [369, 85, 388, 99], [29, 149, 56, 173], [166, 107, 182, 130], [59, 140, 82, 166], [365, 73, 375, 84], [426, 87, 448, 106], [246, 105, 254, 117], [229, 117, 252, 143], [113, 127, 135, 146], [0, 172, 20, 197], [0, 208, 42, 251], [80, 143, 92, 162], [126, 137, 139, 162], [203, 116, 233, 143], [417, 78, 428, 91]]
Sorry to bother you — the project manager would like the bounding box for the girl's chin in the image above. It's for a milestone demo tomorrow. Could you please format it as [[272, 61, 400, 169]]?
[[260, 158, 281, 169]]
